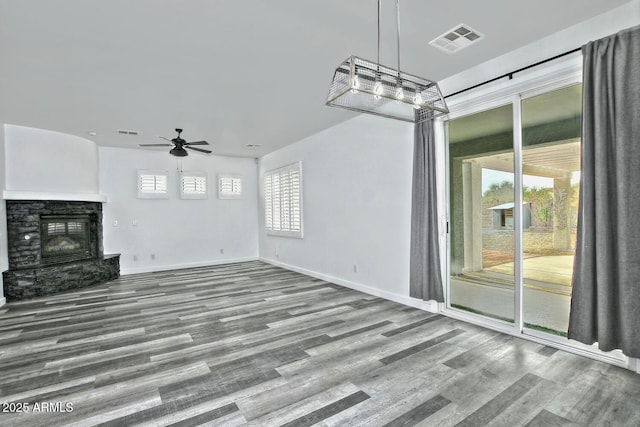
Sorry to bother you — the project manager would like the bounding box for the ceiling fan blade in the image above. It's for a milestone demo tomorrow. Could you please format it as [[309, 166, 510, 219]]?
[[140, 143, 173, 147], [185, 140, 209, 146], [159, 136, 173, 142], [186, 146, 212, 154]]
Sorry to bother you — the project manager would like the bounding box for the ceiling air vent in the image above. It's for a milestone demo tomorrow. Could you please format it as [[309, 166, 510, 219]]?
[[429, 24, 484, 54], [118, 129, 138, 135]]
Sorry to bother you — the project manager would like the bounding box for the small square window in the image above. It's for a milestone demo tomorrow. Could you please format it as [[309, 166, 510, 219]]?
[[180, 171, 208, 199], [218, 174, 242, 199], [138, 170, 169, 199]]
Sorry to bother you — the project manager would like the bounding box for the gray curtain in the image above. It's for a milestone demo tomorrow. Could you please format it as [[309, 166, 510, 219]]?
[[410, 119, 444, 302], [568, 25, 640, 358]]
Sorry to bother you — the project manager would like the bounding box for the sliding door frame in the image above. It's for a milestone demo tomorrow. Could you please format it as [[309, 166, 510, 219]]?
[[439, 55, 633, 369]]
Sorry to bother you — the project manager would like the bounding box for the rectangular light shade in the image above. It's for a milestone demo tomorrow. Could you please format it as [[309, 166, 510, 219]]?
[[326, 56, 449, 122]]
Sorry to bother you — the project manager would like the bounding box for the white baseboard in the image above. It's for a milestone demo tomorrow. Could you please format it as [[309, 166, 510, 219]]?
[[259, 257, 439, 313], [0, 297, 5, 308], [120, 256, 259, 275]]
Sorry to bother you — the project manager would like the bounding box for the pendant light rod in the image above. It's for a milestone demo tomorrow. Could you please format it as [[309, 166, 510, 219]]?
[[378, 0, 402, 71], [396, 0, 401, 72], [377, 0, 381, 71]]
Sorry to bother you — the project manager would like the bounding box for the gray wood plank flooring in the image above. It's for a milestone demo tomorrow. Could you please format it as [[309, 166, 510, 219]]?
[[0, 261, 638, 426]]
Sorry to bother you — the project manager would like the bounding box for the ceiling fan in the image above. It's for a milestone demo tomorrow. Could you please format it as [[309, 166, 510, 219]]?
[[139, 128, 212, 157]]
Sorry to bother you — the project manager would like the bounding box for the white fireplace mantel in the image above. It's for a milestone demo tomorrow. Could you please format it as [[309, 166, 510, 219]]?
[[3, 190, 107, 203]]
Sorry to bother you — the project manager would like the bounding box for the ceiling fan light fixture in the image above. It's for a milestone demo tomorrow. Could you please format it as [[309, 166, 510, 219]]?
[[170, 146, 189, 157], [325, 0, 448, 122]]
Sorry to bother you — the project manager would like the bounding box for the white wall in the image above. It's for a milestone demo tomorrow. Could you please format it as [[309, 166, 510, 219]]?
[[259, 115, 433, 308], [99, 147, 258, 274], [4, 124, 102, 201], [0, 128, 7, 305]]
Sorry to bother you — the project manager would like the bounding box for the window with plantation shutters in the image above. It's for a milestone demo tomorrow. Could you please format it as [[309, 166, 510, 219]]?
[[180, 171, 207, 199], [218, 174, 242, 199], [138, 170, 169, 199], [263, 162, 303, 238]]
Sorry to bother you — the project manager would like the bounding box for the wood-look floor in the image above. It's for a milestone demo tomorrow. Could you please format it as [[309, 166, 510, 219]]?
[[0, 261, 639, 426]]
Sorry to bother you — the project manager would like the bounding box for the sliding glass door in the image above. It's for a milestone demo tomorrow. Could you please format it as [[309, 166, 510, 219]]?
[[521, 84, 582, 336], [449, 104, 515, 323], [447, 83, 582, 338]]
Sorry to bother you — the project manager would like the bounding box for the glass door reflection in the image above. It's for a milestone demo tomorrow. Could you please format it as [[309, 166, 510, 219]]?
[[449, 104, 515, 323], [521, 84, 582, 336]]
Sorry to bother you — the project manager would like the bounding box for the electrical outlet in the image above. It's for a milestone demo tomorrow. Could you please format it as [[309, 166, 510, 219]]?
[[220, 248, 224, 254], [150, 253, 155, 260], [132, 219, 138, 226], [133, 255, 138, 261], [353, 264, 358, 273], [113, 220, 119, 227]]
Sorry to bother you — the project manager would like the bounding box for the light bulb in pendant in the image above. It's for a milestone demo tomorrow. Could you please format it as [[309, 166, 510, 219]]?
[[373, 81, 384, 99], [413, 93, 423, 109], [395, 86, 404, 101], [350, 75, 360, 94]]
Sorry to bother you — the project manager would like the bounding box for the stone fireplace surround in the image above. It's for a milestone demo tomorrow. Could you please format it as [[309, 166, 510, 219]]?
[[3, 200, 120, 301]]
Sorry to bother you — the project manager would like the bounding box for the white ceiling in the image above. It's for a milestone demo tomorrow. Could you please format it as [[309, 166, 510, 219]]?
[[0, 0, 629, 158]]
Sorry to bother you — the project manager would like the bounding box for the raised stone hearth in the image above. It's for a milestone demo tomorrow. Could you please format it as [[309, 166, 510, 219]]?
[[3, 256, 120, 300], [3, 200, 120, 301]]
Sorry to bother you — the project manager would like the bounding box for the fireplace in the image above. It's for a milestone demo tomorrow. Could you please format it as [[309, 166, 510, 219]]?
[[3, 200, 120, 301]]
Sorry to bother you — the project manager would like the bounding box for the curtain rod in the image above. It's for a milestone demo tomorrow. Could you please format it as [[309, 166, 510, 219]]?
[[443, 47, 582, 99]]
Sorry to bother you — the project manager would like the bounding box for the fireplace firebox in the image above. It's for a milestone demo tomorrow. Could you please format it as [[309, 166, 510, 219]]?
[[40, 215, 96, 264]]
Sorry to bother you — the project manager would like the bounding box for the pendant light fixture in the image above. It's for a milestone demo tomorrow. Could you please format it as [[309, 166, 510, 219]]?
[[326, 0, 449, 122]]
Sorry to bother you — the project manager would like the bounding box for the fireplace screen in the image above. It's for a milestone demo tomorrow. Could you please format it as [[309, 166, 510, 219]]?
[[40, 215, 93, 264]]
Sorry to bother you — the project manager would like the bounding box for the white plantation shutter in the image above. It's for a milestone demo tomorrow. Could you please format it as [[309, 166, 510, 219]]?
[[138, 170, 169, 199], [272, 172, 281, 230], [263, 162, 303, 237], [290, 169, 301, 231], [281, 170, 291, 231], [182, 176, 206, 193], [218, 175, 242, 199], [264, 174, 273, 229], [180, 172, 207, 199], [140, 174, 167, 193]]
